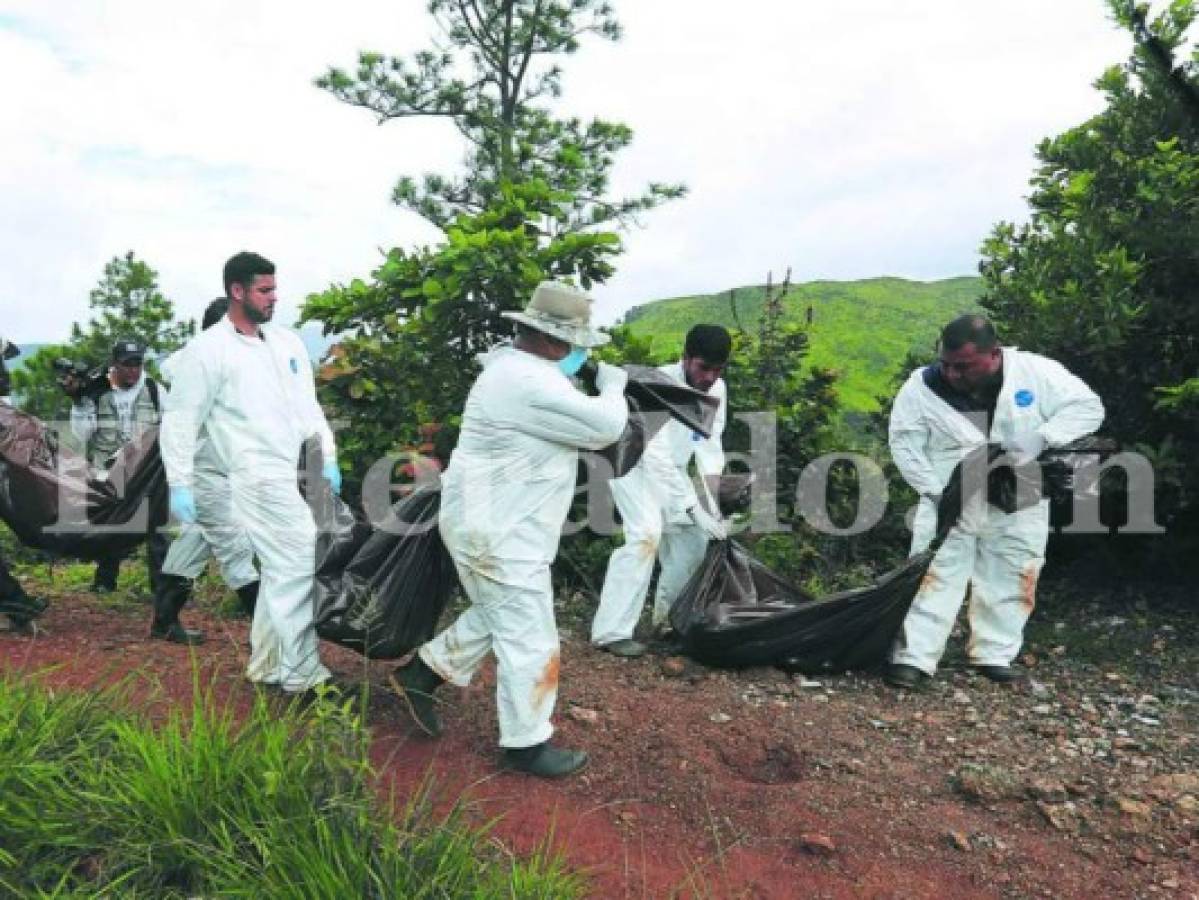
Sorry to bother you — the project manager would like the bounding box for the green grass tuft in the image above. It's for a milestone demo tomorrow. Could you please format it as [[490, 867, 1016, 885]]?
[[0, 671, 584, 897]]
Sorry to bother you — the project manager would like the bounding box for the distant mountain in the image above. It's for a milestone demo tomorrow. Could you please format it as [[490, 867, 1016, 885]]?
[[622, 276, 985, 412]]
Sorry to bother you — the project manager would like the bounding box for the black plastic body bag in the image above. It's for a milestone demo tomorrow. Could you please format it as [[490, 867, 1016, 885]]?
[[0, 404, 166, 560], [668, 438, 1115, 673], [313, 366, 719, 659]]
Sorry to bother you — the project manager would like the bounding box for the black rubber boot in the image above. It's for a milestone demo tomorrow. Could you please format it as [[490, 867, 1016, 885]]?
[[389, 657, 444, 737], [502, 742, 589, 778], [971, 664, 1026, 685], [0, 593, 48, 631], [235, 581, 259, 618], [92, 556, 120, 594], [149, 575, 204, 645], [884, 663, 928, 690]]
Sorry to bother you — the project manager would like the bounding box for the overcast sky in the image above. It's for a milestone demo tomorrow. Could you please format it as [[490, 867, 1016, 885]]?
[[0, 0, 1136, 343]]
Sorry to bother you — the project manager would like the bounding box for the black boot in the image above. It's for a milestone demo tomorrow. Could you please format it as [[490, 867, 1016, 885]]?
[[92, 556, 120, 594], [235, 581, 259, 618], [149, 575, 204, 645], [1, 593, 48, 632], [389, 657, 444, 737], [502, 742, 589, 778]]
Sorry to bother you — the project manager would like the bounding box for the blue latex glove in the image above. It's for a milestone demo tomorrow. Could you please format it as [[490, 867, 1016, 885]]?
[[322, 461, 342, 496], [169, 485, 197, 524]]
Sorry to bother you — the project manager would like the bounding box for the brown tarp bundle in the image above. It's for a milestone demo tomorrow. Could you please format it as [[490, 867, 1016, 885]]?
[[0, 405, 166, 559]]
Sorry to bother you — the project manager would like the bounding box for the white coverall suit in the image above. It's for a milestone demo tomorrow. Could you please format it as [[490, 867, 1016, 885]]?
[[591, 362, 727, 645], [419, 345, 628, 749], [160, 318, 336, 692], [888, 348, 1104, 674], [158, 348, 258, 590]]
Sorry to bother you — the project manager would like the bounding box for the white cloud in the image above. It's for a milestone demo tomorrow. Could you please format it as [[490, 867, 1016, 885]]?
[[0, 0, 1138, 341]]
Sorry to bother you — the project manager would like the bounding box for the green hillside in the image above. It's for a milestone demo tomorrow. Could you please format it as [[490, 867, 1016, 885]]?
[[622, 276, 985, 412]]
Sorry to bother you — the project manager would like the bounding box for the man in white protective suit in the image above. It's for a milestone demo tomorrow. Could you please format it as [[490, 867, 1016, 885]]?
[[589, 324, 731, 658], [149, 297, 260, 645], [160, 253, 341, 696], [390, 281, 628, 778], [885, 315, 1103, 689]]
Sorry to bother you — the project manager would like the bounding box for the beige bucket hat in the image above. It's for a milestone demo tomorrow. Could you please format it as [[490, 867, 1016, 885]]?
[[502, 281, 610, 348]]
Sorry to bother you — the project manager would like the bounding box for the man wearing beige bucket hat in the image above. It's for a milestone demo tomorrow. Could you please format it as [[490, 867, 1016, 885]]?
[[391, 280, 629, 777]]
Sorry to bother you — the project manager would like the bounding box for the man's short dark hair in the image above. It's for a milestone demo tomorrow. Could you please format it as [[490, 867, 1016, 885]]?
[[223, 252, 275, 297], [683, 324, 732, 365], [940, 315, 998, 353], [202, 297, 230, 330]]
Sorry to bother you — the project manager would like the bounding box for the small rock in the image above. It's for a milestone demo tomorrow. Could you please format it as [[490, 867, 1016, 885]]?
[[796, 678, 822, 689], [1161, 878, 1180, 890], [1147, 773, 1199, 801], [1114, 736, 1142, 751], [947, 830, 971, 851], [709, 712, 732, 724], [1118, 797, 1153, 819], [955, 764, 1022, 803], [1175, 795, 1199, 814], [1037, 801, 1081, 833], [1028, 678, 1051, 699], [567, 705, 599, 724], [1131, 847, 1154, 865], [1027, 777, 1069, 802], [1020, 652, 1038, 668], [953, 690, 972, 705], [798, 833, 836, 856], [660, 657, 687, 678]]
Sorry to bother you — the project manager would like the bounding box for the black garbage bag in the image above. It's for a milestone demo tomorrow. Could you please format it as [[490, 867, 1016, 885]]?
[[314, 487, 457, 659], [669, 539, 934, 672], [583, 364, 720, 478], [0, 404, 166, 560], [986, 436, 1120, 514], [670, 435, 1119, 673]]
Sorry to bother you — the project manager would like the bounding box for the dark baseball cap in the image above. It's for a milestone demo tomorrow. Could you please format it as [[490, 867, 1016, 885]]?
[[112, 340, 145, 363]]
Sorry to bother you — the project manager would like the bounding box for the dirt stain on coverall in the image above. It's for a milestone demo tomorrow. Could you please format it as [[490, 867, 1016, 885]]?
[[638, 534, 660, 561], [1020, 562, 1041, 613], [917, 568, 940, 596], [531, 652, 560, 709]]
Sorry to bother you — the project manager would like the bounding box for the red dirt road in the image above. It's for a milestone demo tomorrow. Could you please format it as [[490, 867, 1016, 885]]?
[[3, 593, 1196, 898]]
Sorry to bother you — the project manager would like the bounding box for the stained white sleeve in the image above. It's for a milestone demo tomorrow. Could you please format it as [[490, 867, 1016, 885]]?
[[1033, 357, 1105, 447], [159, 349, 217, 489], [295, 337, 337, 463], [888, 379, 942, 497], [641, 422, 700, 518], [521, 375, 629, 450], [69, 399, 97, 449], [694, 380, 726, 479]]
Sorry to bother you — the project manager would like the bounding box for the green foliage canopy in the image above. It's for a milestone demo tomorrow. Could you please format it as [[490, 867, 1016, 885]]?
[[12, 252, 194, 422], [979, 0, 1199, 536], [316, 0, 684, 232], [301, 180, 621, 486]]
